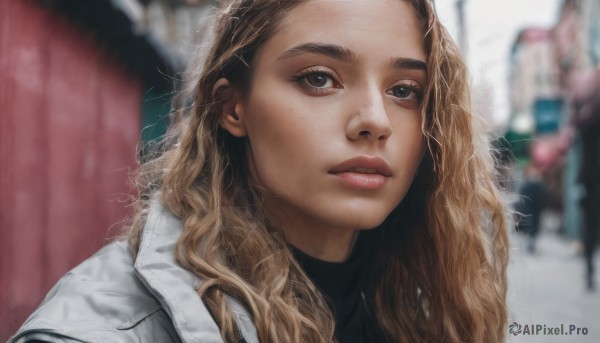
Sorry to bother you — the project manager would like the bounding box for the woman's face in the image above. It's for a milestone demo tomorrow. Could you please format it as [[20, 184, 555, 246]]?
[[224, 0, 426, 238]]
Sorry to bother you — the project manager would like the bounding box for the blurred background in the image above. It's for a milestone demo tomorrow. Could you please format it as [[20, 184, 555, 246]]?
[[1, 0, 599, 341], [437, 1, 600, 342]]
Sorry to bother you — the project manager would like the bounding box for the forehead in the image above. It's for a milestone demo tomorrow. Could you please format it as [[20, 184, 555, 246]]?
[[258, 0, 426, 65]]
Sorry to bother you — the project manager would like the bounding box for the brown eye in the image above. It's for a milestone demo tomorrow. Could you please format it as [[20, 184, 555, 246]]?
[[304, 73, 332, 88], [293, 69, 341, 95]]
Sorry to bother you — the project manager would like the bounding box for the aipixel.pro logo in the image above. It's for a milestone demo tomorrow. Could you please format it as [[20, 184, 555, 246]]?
[[508, 322, 589, 336]]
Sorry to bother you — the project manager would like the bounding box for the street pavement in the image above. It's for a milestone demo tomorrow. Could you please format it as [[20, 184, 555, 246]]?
[[507, 231, 600, 342]]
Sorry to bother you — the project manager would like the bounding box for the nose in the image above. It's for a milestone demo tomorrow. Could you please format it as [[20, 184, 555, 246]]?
[[346, 87, 392, 143]]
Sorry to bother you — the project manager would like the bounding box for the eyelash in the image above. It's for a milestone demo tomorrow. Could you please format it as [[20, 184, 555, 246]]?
[[292, 68, 423, 103]]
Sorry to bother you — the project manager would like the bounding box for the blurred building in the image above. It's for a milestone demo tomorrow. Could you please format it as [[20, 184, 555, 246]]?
[[507, 28, 564, 165], [510, 29, 560, 120], [0, 0, 213, 339]]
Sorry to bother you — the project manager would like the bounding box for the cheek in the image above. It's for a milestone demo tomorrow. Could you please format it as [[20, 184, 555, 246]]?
[[393, 113, 424, 150], [242, 95, 323, 190], [243, 84, 342, 170], [390, 117, 425, 183]]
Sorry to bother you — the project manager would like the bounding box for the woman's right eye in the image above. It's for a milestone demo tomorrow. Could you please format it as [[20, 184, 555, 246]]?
[[293, 69, 340, 94], [302, 73, 334, 88]]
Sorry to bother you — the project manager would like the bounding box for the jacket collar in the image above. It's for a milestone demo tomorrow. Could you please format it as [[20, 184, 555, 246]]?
[[134, 200, 258, 343]]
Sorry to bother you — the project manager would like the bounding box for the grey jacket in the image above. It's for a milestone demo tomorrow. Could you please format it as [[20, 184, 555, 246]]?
[[9, 201, 259, 343]]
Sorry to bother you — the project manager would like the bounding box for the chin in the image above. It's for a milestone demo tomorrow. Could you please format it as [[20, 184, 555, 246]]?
[[353, 217, 389, 230], [330, 207, 392, 231]]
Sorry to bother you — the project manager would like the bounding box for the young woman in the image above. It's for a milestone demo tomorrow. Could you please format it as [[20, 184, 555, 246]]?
[[11, 0, 509, 342]]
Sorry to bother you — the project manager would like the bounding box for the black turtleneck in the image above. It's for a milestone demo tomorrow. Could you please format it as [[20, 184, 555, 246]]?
[[290, 233, 392, 343]]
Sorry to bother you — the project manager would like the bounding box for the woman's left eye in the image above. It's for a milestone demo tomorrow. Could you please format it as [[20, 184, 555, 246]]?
[[390, 85, 421, 100]]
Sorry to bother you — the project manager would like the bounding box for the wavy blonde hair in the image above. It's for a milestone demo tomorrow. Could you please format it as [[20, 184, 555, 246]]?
[[128, 0, 509, 342]]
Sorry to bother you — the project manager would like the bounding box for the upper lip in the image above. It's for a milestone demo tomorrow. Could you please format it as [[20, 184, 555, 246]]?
[[329, 155, 392, 177]]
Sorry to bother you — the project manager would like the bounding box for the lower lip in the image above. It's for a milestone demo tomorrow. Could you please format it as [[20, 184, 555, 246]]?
[[331, 172, 387, 189]]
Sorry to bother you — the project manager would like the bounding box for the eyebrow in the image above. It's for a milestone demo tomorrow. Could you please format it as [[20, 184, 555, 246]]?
[[278, 42, 357, 63], [392, 58, 427, 72], [277, 42, 427, 72]]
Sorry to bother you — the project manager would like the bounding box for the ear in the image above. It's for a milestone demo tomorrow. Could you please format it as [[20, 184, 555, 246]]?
[[213, 78, 247, 137]]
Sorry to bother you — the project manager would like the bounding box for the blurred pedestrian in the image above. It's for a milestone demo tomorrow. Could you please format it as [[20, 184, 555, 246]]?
[[580, 133, 600, 290], [515, 163, 548, 253], [574, 69, 600, 291], [578, 115, 600, 291]]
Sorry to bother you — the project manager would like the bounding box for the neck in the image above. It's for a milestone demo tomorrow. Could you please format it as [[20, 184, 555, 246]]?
[[287, 228, 358, 262], [264, 203, 358, 262]]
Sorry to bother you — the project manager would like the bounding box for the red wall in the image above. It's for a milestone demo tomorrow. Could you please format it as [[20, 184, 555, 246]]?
[[0, 0, 141, 339]]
